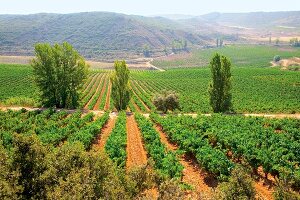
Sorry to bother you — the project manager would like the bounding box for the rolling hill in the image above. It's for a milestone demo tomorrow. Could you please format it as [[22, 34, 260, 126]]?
[[0, 12, 209, 60], [0, 11, 300, 60]]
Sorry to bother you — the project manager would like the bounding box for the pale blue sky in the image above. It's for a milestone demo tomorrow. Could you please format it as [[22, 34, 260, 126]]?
[[0, 0, 299, 15]]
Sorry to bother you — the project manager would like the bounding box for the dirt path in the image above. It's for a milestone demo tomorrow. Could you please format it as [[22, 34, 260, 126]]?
[[93, 114, 117, 150], [126, 114, 148, 170], [154, 125, 216, 198], [93, 77, 108, 110], [131, 99, 142, 113], [104, 82, 111, 110]]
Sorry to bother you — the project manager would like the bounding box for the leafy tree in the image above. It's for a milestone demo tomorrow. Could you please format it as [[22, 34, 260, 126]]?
[[31, 42, 89, 109], [110, 60, 131, 111], [215, 166, 256, 200], [153, 90, 179, 113], [208, 53, 232, 113]]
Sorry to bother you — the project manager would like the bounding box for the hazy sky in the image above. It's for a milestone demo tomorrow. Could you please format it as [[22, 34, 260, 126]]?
[[0, 0, 299, 15]]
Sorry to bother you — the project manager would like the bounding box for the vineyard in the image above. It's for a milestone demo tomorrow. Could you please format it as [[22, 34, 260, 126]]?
[[1, 108, 300, 199], [0, 44, 300, 199], [1, 63, 299, 113]]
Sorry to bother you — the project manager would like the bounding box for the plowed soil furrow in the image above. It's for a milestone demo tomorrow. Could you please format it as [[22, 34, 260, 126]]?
[[131, 82, 151, 112], [93, 77, 108, 110], [154, 125, 215, 197], [93, 116, 117, 150], [104, 82, 111, 110], [126, 114, 147, 169], [84, 75, 104, 109]]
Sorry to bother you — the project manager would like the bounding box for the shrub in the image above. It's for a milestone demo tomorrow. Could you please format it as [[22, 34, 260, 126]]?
[[274, 55, 281, 62], [215, 165, 256, 200], [153, 90, 180, 113]]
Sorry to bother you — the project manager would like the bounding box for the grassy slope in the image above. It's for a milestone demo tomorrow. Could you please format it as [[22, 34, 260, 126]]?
[[153, 45, 300, 69]]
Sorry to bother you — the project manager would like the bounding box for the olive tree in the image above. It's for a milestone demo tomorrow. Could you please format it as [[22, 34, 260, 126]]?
[[208, 53, 232, 113], [153, 90, 179, 113], [110, 60, 131, 111], [31, 42, 88, 109]]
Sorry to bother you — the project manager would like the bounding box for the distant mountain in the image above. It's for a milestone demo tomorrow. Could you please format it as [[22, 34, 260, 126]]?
[[197, 11, 300, 28], [0, 12, 208, 60], [0, 11, 299, 60]]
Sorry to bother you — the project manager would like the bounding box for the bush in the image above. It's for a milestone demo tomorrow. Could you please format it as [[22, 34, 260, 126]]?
[[153, 90, 180, 113], [274, 55, 281, 62], [214, 165, 256, 200]]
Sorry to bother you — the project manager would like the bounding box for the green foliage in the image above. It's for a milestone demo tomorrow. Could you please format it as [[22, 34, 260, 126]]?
[[274, 55, 281, 62], [31, 42, 89, 109], [68, 112, 109, 149], [160, 114, 300, 187], [131, 66, 300, 113], [153, 90, 180, 113], [215, 166, 256, 200], [105, 111, 127, 168], [110, 61, 131, 111], [151, 113, 234, 180], [208, 53, 232, 113], [135, 114, 183, 179]]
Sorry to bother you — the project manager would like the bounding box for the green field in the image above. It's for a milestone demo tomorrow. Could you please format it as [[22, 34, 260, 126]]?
[[131, 67, 300, 113], [1, 59, 300, 113], [153, 45, 300, 69]]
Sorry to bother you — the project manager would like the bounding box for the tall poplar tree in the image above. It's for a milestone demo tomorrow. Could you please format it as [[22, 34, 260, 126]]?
[[110, 61, 131, 111], [208, 53, 232, 113]]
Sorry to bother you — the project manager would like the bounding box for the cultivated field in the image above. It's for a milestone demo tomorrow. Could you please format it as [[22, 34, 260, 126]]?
[[1, 45, 300, 199]]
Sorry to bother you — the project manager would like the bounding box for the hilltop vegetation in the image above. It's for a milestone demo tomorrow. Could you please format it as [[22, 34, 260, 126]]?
[[0, 12, 207, 59]]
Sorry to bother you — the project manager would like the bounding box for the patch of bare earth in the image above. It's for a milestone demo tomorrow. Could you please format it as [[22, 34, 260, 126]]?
[[84, 75, 104, 109], [154, 125, 217, 199], [271, 57, 300, 70], [92, 115, 117, 151], [126, 114, 147, 170]]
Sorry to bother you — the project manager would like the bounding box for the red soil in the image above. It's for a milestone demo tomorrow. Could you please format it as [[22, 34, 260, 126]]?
[[93, 116, 117, 151], [126, 114, 148, 170], [154, 125, 216, 198]]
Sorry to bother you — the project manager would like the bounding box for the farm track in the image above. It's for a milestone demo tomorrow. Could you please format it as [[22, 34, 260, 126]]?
[[154, 125, 216, 198], [84, 75, 105, 109], [0, 106, 299, 119], [104, 82, 111, 110], [126, 114, 147, 170], [92, 114, 117, 150], [93, 77, 108, 110]]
